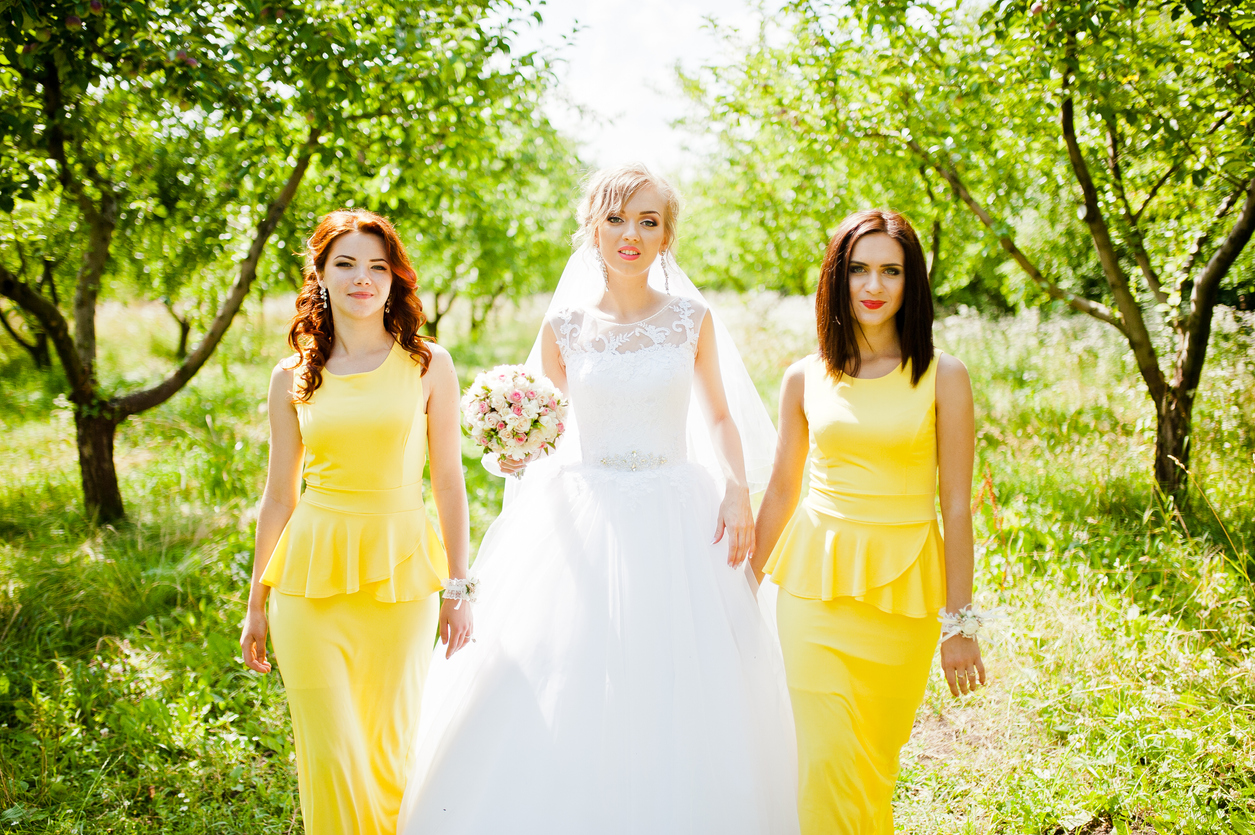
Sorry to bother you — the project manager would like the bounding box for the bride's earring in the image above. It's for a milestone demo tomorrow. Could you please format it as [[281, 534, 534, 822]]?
[[319, 283, 329, 310], [661, 253, 672, 294], [384, 295, 391, 314], [595, 247, 610, 290]]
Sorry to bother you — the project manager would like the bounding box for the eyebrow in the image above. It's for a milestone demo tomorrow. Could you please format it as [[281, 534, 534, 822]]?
[[333, 255, 389, 262], [849, 259, 903, 267]]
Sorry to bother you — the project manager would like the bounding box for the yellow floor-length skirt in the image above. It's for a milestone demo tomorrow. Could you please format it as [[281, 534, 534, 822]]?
[[777, 591, 939, 835], [269, 587, 441, 835]]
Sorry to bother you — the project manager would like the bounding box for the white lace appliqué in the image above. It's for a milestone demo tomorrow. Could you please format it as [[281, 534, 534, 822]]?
[[550, 297, 704, 470]]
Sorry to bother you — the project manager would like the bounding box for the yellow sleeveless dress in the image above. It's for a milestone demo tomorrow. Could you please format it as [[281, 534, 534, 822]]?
[[763, 353, 946, 835], [262, 342, 448, 835]]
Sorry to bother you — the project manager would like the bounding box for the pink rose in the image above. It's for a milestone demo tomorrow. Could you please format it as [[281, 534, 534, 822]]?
[[479, 402, 489, 413], [515, 434, 526, 443], [540, 406, 549, 415], [527, 390, 536, 398], [510, 391, 523, 403], [512, 405, 523, 416], [497, 421, 506, 431], [557, 422, 565, 433]]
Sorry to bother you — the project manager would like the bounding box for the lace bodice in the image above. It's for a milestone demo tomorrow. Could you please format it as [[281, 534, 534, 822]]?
[[551, 296, 704, 469]]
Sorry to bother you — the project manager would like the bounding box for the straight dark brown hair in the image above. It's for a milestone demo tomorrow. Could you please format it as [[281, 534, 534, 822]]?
[[815, 209, 934, 386]]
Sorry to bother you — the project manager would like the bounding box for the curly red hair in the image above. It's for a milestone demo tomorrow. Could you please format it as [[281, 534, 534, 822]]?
[[288, 209, 432, 401]]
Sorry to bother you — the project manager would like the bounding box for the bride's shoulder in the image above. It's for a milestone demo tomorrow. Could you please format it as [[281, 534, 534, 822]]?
[[665, 295, 707, 330]]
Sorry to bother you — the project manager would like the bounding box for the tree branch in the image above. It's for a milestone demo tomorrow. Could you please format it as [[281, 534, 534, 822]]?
[[1132, 110, 1230, 223], [1175, 173, 1255, 398], [899, 137, 1125, 330], [1060, 61, 1166, 405], [0, 302, 37, 351], [1176, 183, 1246, 305], [0, 263, 84, 391], [114, 129, 322, 417], [1107, 121, 1168, 305]]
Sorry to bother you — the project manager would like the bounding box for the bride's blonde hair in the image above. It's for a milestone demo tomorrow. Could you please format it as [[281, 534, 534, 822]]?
[[574, 164, 681, 255]]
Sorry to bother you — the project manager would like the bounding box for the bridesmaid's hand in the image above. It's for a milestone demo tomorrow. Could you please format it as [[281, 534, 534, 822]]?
[[240, 607, 272, 674], [714, 483, 755, 568], [439, 596, 474, 659], [940, 636, 986, 696]]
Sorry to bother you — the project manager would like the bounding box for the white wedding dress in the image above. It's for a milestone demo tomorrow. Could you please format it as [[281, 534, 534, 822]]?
[[398, 296, 799, 834]]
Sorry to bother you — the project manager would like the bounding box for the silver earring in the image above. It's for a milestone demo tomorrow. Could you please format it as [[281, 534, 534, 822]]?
[[596, 248, 610, 290], [384, 296, 391, 314], [319, 284, 329, 310], [661, 254, 672, 294]]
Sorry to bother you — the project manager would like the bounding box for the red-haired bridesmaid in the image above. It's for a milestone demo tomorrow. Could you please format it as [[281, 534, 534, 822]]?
[[239, 209, 473, 834], [753, 209, 991, 834]]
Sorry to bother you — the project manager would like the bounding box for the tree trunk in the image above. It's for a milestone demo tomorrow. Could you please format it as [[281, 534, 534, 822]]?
[[74, 410, 124, 523], [1154, 386, 1192, 498]]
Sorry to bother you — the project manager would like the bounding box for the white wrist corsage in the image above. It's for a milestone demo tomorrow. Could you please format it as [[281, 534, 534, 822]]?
[[442, 577, 479, 604], [938, 604, 1005, 644]]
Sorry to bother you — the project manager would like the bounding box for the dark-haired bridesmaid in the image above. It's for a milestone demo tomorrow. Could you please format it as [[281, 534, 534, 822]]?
[[752, 209, 991, 834], [239, 210, 473, 834]]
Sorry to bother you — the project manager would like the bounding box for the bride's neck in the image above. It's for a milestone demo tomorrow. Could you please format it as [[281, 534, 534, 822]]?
[[597, 269, 665, 323]]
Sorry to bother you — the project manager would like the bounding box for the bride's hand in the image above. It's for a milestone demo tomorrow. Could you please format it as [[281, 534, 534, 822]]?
[[439, 596, 474, 659], [498, 456, 528, 476], [714, 483, 755, 567], [498, 449, 543, 477]]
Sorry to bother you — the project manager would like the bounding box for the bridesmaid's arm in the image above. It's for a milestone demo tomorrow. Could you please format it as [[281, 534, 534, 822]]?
[[935, 354, 984, 696], [424, 345, 474, 659], [750, 359, 809, 585], [692, 311, 754, 568], [498, 322, 566, 477], [240, 361, 305, 673]]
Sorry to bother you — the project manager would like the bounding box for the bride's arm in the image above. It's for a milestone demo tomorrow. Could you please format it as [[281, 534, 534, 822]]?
[[692, 310, 755, 568], [498, 323, 567, 477]]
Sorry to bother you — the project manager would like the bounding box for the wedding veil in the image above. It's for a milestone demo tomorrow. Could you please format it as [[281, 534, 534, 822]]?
[[497, 245, 778, 505]]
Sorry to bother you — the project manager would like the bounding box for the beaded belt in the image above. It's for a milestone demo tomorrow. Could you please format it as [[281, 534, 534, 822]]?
[[597, 450, 669, 471]]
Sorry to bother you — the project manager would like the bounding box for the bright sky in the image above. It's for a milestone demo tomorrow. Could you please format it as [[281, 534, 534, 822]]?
[[509, 0, 771, 179]]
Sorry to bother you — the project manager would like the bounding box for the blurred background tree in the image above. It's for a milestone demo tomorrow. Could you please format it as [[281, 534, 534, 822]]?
[[0, 0, 575, 522], [682, 0, 1255, 498]]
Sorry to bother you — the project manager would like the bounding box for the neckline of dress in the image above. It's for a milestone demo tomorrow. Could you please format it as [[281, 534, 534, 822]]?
[[584, 295, 679, 327], [323, 341, 398, 379], [817, 353, 906, 382]]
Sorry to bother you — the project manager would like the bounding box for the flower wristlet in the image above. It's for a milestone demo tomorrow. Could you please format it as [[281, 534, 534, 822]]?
[[938, 604, 1005, 644], [442, 577, 479, 605]]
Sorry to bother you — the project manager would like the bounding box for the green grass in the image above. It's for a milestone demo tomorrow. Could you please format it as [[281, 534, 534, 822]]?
[[0, 296, 1252, 833]]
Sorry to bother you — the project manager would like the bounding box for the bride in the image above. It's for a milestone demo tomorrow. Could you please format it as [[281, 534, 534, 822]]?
[[398, 165, 799, 834]]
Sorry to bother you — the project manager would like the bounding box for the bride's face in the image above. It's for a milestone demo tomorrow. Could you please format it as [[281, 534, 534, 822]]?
[[595, 185, 668, 284]]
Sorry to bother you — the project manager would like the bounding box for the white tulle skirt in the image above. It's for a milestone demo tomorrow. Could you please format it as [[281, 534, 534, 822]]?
[[398, 460, 799, 835]]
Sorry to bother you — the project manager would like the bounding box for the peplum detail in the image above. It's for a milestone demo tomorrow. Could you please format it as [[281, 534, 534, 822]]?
[[765, 353, 947, 617], [261, 500, 447, 602], [260, 343, 447, 602], [764, 506, 944, 618]]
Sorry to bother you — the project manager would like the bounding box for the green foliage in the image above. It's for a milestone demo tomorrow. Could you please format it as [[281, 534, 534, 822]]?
[[0, 0, 580, 519]]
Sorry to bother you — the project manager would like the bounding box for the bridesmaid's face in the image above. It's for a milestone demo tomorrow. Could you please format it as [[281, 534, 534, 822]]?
[[595, 185, 668, 284], [320, 232, 394, 322], [847, 233, 905, 328]]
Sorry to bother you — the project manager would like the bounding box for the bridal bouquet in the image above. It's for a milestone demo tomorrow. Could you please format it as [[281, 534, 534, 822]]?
[[461, 365, 568, 467]]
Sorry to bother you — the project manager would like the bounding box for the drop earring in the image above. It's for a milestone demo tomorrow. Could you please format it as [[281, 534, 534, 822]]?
[[661, 253, 672, 294], [319, 284, 329, 310], [595, 247, 610, 290], [384, 296, 391, 314]]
